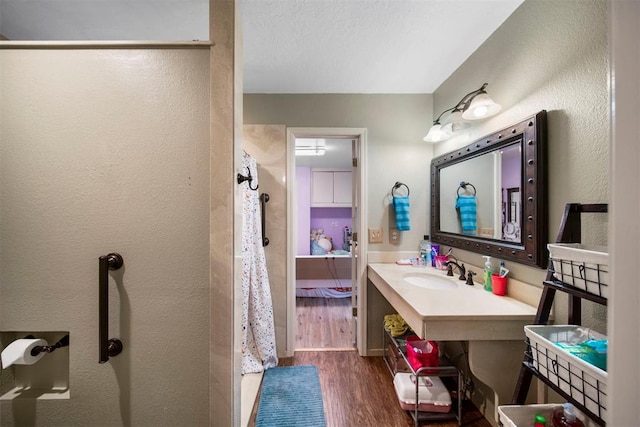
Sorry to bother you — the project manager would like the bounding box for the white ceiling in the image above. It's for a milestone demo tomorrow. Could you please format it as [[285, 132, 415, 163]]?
[[241, 0, 524, 94], [0, 0, 523, 94]]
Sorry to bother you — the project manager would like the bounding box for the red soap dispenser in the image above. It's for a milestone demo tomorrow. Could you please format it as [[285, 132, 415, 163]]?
[[552, 403, 585, 427]]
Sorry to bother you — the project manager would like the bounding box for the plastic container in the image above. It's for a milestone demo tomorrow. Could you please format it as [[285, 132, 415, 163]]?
[[405, 336, 439, 373], [524, 325, 607, 419], [434, 255, 449, 270], [419, 235, 432, 266], [430, 244, 439, 267], [551, 403, 586, 427], [498, 404, 560, 427], [491, 274, 508, 296], [482, 256, 493, 291], [393, 373, 452, 413]]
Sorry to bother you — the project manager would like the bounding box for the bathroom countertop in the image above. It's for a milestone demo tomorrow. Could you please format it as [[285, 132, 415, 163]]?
[[368, 262, 537, 341]]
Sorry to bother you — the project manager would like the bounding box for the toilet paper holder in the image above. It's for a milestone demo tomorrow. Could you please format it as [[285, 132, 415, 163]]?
[[24, 334, 70, 357]]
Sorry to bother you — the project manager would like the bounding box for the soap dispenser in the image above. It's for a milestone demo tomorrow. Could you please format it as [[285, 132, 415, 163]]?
[[482, 256, 493, 292]]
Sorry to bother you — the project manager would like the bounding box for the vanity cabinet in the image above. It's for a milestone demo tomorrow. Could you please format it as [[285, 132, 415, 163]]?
[[383, 326, 462, 427], [511, 203, 608, 426], [311, 169, 351, 207]]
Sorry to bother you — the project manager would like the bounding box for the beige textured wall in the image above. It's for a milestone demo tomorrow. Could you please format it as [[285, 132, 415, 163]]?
[[242, 125, 288, 356], [244, 94, 433, 249], [210, 0, 241, 425], [432, 0, 609, 331], [0, 49, 210, 425]]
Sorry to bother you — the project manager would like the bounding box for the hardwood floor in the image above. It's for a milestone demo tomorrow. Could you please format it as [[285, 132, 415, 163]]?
[[250, 351, 491, 427], [296, 297, 354, 350]]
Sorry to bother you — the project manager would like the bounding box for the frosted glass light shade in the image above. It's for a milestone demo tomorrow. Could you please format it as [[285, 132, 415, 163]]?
[[423, 124, 450, 143], [461, 92, 501, 120]]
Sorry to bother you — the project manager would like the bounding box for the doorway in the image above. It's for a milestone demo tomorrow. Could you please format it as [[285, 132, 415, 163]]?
[[286, 128, 368, 357]]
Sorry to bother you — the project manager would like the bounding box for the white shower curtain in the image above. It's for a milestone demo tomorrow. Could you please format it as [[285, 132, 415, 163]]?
[[241, 151, 278, 374]]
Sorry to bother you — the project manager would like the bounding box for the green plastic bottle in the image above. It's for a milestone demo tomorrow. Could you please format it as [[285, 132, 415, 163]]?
[[534, 414, 547, 427], [482, 255, 493, 291]]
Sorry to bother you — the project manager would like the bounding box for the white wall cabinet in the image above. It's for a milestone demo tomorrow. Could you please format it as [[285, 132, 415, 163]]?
[[311, 169, 352, 207]]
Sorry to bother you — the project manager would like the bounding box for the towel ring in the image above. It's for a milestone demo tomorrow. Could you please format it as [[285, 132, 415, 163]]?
[[392, 181, 410, 197], [457, 181, 476, 196]]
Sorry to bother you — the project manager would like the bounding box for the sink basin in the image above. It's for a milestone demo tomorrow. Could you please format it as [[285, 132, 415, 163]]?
[[402, 272, 457, 290]]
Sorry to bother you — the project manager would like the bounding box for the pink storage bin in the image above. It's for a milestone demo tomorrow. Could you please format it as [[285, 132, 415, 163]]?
[[405, 336, 439, 373]]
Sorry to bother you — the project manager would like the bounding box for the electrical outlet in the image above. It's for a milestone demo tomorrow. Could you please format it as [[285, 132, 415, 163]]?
[[368, 227, 383, 243], [389, 228, 399, 243]]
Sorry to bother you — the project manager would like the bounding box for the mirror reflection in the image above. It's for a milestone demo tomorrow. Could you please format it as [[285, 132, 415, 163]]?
[[439, 143, 522, 242]]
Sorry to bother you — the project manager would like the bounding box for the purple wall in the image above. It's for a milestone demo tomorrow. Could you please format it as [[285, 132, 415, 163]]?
[[310, 208, 352, 251], [502, 147, 521, 223], [502, 155, 520, 191]]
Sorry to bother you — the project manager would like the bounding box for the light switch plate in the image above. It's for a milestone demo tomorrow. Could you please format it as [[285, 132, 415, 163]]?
[[368, 227, 383, 243]]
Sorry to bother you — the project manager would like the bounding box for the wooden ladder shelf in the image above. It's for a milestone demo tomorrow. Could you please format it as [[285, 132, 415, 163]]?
[[511, 203, 608, 426]]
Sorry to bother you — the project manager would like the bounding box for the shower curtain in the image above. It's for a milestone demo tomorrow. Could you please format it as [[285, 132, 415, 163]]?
[[241, 151, 278, 374]]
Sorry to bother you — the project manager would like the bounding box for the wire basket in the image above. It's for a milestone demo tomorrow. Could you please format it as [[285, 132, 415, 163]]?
[[547, 243, 609, 298], [525, 325, 607, 420]]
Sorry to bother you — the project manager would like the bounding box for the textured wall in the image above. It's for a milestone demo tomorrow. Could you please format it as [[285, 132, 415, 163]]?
[[432, 0, 609, 330], [210, 0, 242, 424], [430, 1, 609, 419], [242, 124, 288, 357], [0, 49, 210, 425], [244, 94, 433, 251]]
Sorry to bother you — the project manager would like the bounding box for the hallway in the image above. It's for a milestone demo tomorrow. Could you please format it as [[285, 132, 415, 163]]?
[[296, 297, 354, 350]]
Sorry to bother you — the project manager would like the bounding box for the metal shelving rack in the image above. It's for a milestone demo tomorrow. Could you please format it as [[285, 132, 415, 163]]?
[[511, 203, 608, 426], [383, 326, 462, 426]]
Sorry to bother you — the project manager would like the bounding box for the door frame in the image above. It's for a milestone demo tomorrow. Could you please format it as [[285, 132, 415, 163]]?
[[286, 127, 368, 357]]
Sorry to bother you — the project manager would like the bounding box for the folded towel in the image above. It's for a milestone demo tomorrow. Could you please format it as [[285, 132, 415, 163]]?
[[393, 195, 411, 231], [455, 195, 477, 235], [384, 314, 410, 337]]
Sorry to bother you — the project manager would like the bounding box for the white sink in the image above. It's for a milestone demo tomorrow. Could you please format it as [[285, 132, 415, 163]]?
[[402, 272, 458, 290]]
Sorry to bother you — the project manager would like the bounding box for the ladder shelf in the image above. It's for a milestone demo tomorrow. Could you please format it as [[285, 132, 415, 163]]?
[[511, 203, 608, 426]]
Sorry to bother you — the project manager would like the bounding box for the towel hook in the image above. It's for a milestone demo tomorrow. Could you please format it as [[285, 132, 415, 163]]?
[[457, 181, 476, 196], [237, 167, 258, 191], [391, 181, 410, 197]]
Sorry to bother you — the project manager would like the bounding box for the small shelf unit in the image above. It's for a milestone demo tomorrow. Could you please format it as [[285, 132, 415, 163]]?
[[511, 203, 608, 426], [383, 326, 462, 427]]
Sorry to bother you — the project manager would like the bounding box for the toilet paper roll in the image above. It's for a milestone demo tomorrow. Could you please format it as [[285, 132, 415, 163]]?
[[1, 338, 48, 369]]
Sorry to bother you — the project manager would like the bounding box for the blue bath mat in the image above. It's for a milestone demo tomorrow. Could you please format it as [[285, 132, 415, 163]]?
[[255, 365, 326, 427]]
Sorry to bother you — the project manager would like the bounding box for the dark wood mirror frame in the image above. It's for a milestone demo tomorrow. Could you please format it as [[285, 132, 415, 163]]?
[[430, 110, 548, 268]]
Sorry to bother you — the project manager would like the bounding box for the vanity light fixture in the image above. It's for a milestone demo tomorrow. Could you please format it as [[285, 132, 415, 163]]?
[[423, 83, 501, 143]]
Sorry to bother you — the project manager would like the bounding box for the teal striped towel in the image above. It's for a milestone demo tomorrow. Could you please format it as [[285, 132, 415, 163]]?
[[393, 196, 411, 231], [455, 195, 477, 235]]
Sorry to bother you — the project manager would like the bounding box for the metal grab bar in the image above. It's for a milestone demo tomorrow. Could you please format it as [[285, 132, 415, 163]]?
[[260, 193, 270, 247], [98, 253, 124, 364]]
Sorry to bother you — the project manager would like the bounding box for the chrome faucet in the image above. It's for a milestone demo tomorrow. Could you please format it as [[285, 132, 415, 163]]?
[[445, 261, 466, 280]]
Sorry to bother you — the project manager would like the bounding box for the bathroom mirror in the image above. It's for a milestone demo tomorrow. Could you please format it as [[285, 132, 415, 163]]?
[[430, 111, 548, 268]]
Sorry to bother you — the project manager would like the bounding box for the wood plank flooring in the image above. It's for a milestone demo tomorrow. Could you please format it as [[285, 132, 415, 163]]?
[[249, 351, 491, 427], [296, 297, 354, 350]]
